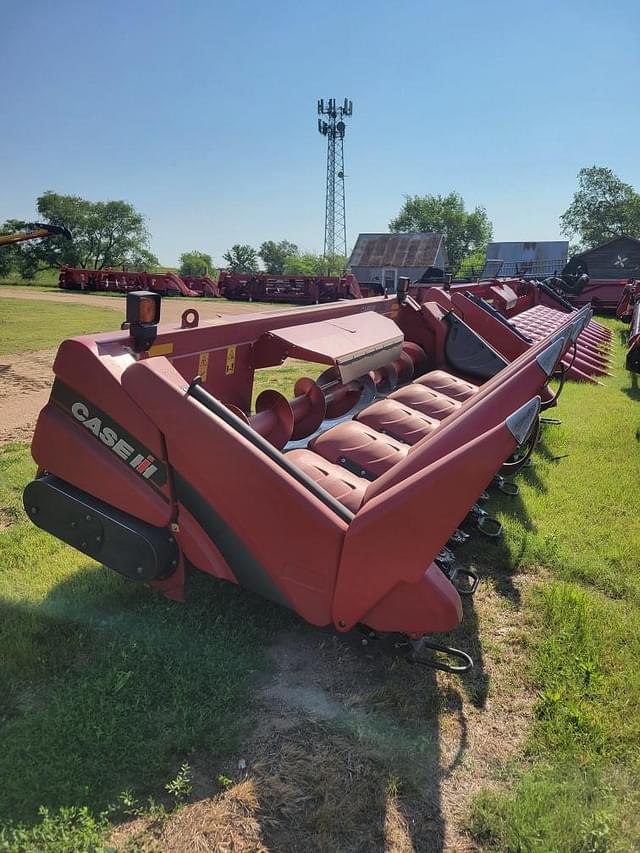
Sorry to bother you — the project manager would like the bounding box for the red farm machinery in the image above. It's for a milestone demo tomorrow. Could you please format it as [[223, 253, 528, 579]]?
[[617, 280, 640, 372], [58, 266, 363, 305], [217, 270, 363, 303], [409, 277, 613, 384], [24, 282, 608, 671], [59, 266, 221, 298]]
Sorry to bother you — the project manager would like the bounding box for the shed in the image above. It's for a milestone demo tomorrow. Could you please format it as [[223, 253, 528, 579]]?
[[348, 232, 447, 292], [564, 236, 640, 280], [482, 241, 569, 278]]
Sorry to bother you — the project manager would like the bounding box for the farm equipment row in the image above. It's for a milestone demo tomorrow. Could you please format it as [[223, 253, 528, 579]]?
[[217, 270, 363, 303], [24, 273, 610, 672], [58, 266, 363, 305], [59, 266, 220, 298]]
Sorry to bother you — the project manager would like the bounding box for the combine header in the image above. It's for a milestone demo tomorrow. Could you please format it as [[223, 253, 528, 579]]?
[[410, 277, 613, 384], [619, 281, 640, 372], [549, 275, 635, 313], [58, 266, 219, 297], [24, 284, 595, 671], [58, 266, 361, 305], [217, 271, 362, 304]]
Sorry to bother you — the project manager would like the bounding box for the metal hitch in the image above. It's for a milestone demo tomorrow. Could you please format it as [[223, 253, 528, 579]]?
[[406, 636, 473, 673], [448, 528, 470, 547], [435, 547, 456, 571], [435, 550, 480, 596], [491, 475, 519, 497], [466, 504, 503, 538]]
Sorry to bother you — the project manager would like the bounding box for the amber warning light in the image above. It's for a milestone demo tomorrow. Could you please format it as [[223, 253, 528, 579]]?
[[124, 291, 161, 352]]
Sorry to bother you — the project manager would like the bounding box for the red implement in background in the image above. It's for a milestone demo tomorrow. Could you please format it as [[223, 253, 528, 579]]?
[[217, 270, 362, 304]]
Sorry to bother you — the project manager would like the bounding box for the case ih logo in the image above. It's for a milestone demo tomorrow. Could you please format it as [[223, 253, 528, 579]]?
[[72, 402, 160, 480], [52, 380, 167, 488]]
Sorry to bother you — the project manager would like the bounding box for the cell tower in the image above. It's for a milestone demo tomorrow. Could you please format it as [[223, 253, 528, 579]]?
[[317, 97, 353, 262]]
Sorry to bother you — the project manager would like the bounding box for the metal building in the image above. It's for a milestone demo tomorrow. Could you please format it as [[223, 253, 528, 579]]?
[[482, 241, 569, 278], [565, 236, 640, 280], [348, 232, 447, 292]]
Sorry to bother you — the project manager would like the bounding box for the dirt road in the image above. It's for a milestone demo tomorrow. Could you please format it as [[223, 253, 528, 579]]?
[[0, 286, 288, 324]]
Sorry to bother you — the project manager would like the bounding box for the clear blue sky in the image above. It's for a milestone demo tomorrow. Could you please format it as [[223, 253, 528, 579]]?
[[2, 0, 639, 266]]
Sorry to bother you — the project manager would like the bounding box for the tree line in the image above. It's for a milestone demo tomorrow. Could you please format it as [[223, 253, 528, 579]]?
[[3, 167, 640, 281]]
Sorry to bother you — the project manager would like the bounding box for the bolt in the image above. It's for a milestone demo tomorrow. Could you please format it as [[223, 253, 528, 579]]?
[[81, 541, 87, 548], [338, 620, 346, 628], [168, 536, 174, 544], [360, 470, 366, 476], [339, 456, 346, 464], [96, 536, 102, 543], [171, 560, 178, 568], [30, 506, 38, 515], [85, 515, 92, 522], [136, 566, 144, 575], [70, 521, 77, 528]]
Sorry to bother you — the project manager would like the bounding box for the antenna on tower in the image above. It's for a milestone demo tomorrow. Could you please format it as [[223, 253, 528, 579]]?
[[317, 97, 353, 269]]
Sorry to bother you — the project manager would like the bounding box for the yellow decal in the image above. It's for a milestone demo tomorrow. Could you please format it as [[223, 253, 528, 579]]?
[[390, 302, 400, 319], [198, 351, 209, 382], [148, 342, 174, 357], [225, 345, 236, 375]]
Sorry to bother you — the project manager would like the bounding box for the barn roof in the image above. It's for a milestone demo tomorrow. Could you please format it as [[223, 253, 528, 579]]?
[[568, 235, 640, 278], [348, 232, 445, 268], [572, 235, 640, 258]]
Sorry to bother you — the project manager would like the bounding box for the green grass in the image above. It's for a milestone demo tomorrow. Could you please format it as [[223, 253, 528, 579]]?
[[467, 319, 640, 851], [253, 358, 326, 407], [0, 268, 61, 288], [0, 443, 289, 839], [0, 298, 120, 355], [1, 317, 639, 850]]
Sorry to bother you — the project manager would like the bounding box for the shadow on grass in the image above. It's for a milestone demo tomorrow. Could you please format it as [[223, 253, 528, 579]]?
[[621, 371, 640, 401], [0, 466, 543, 849], [0, 564, 291, 827]]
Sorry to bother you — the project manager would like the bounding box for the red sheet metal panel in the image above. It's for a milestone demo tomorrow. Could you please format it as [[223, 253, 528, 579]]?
[[265, 312, 404, 382]]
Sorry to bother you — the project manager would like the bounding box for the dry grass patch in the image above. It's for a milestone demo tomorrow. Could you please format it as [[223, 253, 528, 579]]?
[[111, 570, 537, 853]]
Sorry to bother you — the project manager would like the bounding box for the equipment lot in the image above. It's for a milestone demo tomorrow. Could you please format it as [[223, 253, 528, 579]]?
[[1, 292, 639, 850]]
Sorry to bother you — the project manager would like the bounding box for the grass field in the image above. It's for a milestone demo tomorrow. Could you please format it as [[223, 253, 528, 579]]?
[[0, 316, 639, 850], [0, 298, 120, 355], [0, 269, 61, 288], [464, 331, 640, 851]]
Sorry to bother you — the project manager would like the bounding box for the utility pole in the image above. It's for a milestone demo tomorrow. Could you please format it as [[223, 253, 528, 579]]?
[[317, 98, 352, 268]]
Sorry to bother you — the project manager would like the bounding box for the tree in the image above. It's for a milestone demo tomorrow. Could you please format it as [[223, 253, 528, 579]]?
[[457, 247, 487, 277], [9, 192, 158, 278], [223, 244, 258, 272], [258, 240, 299, 274], [560, 166, 640, 250], [283, 252, 346, 276], [179, 250, 213, 277], [389, 192, 492, 273], [0, 220, 26, 277]]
